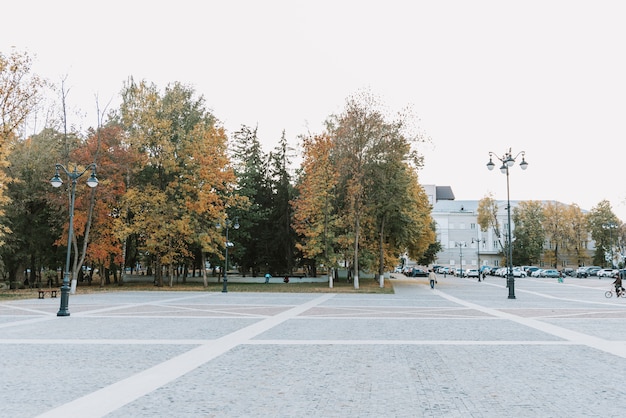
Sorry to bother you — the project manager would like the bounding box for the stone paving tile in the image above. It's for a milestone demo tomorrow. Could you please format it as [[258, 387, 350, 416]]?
[[0, 343, 194, 418], [1, 276, 626, 417], [253, 318, 564, 341], [106, 344, 626, 417]]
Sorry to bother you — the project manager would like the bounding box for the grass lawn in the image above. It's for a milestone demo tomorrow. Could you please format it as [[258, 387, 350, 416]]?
[[1, 277, 394, 300]]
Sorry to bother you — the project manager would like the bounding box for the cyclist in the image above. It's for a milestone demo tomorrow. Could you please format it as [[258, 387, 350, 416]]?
[[612, 270, 624, 297]]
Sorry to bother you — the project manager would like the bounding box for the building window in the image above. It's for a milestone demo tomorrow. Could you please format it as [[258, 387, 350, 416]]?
[[470, 223, 476, 230]]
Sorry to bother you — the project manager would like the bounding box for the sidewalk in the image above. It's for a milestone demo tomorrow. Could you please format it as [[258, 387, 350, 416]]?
[[1, 274, 625, 417]]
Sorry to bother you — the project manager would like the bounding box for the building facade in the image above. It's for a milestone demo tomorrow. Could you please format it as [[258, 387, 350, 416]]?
[[423, 185, 595, 272]]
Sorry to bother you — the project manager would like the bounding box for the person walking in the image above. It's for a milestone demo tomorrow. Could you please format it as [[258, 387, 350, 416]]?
[[429, 269, 437, 289], [264, 272, 272, 284]]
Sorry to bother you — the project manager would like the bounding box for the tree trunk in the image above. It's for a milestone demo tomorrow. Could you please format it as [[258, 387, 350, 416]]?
[[353, 212, 360, 290], [202, 253, 208, 287]]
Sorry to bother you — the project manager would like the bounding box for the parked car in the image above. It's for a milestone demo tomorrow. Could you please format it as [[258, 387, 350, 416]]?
[[540, 269, 560, 278], [576, 266, 601, 278], [562, 268, 575, 277], [512, 267, 527, 278], [466, 269, 480, 278], [525, 266, 540, 276], [531, 269, 544, 277], [408, 267, 428, 277], [597, 268, 618, 278], [587, 267, 602, 277]]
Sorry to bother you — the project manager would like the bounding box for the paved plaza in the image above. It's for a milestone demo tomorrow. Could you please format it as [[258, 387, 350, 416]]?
[[1, 274, 626, 417]]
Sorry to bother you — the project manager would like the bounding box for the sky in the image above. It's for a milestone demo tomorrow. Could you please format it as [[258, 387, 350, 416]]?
[[3, 0, 626, 220]]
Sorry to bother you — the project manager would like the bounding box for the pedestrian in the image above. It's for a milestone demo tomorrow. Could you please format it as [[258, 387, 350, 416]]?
[[429, 269, 437, 288], [264, 272, 272, 284]]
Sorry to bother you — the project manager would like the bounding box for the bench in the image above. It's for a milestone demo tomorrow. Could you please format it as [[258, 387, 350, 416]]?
[[38, 289, 57, 299]]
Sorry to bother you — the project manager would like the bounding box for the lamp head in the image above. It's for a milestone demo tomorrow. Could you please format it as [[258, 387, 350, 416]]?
[[50, 173, 63, 188], [86, 172, 99, 188], [519, 156, 528, 170], [486, 156, 495, 171]]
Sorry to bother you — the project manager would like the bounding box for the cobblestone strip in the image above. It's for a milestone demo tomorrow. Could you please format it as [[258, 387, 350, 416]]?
[[436, 289, 626, 358], [36, 293, 335, 418]]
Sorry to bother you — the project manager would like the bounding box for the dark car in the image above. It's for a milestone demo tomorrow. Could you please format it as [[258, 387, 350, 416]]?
[[409, 267, 428, 277]]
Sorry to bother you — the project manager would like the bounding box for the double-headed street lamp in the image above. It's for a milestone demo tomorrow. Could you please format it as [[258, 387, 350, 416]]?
[[487, 148, 528, 299], [50, 163, 98, 316], [217, 216, 239, 293]]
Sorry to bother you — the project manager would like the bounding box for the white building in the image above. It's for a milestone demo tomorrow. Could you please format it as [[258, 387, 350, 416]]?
[[424, 185, 594, 271]]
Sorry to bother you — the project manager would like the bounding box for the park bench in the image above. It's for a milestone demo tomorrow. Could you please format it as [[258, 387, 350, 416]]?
[[38, 289, 57, 299]]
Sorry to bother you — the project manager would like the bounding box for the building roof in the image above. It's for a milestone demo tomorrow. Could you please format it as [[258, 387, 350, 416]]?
[[435, 186, 455, 201]]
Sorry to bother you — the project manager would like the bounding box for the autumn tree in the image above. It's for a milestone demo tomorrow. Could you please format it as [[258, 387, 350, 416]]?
[[291, 133, 339, 275], [0, 49, 46, 243], [119, 80, 233, 286], [561, 204, 589, 267], [477, 193, 504, 253], [542, 201, 570, 268]]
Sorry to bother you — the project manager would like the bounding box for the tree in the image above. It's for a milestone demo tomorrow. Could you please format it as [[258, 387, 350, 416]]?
[[230, 125, 271, 277], [119, 79, 233, 286], [542, 201, 569, 268], [1, 129, 61, 288], [0, 49, 46, 244], [564, 204, 589, 267], [511, 201, 545, 266], [266, 131, 296, 274], [327, 91, 430, 288], [292, 133, 339, 275], [586, 200, 620, 267], [477, 193, 504, 253]]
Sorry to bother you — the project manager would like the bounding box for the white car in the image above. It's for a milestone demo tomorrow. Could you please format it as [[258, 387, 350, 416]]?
[[512, 268, 527, 277], [597, 268, 617, 278], [466, 269, 480, 278], [531, 269, 544, 277]]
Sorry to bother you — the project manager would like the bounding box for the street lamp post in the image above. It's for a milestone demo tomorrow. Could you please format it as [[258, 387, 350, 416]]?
[[472, 237, 484, 281], [217, 217, 239, 293], [454, 241, 466, 277], [487, 148, 528, 299], [50, 163, 98, 316]]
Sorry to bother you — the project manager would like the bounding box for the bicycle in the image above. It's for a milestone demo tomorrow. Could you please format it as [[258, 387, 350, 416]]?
[[605, 288, 626, 298]]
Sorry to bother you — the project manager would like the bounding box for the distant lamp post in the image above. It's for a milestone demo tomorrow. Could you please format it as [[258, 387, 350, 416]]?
[[454, 241, 467, 277], [217, 217, 239, 293], [487, 148, 528, 299], [472, 237, 484, 281], [50, 163, 98, 316]]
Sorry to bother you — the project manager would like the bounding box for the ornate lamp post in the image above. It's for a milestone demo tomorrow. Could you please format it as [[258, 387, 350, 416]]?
[[487, 148, 528, 299], [50, 163, 98, 316], [217, 217, 239, 293]]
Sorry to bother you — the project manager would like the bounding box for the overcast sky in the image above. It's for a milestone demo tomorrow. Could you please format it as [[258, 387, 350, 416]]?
[[3, 1, 626, 220]]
